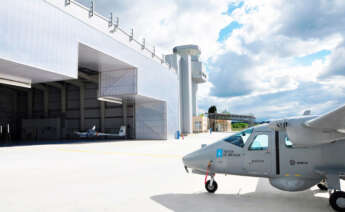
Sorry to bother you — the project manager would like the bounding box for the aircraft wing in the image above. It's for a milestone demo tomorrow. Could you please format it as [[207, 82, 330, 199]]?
[[74, 131, 82, 135], [96, 132, 124, 137], [96, 132, 113, 136], [97, 126, 126, 137], [74, 131, 88, 138], [305, 104, 345, 131], [269, 104, 345, 147]]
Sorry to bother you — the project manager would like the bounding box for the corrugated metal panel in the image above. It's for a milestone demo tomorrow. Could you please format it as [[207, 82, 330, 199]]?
[[136, 99, 167, 140], [99, 69, 137, 97]]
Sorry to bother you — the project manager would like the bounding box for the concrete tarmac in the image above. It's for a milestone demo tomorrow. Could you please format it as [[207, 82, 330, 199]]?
[[0, 133, 340, 211]]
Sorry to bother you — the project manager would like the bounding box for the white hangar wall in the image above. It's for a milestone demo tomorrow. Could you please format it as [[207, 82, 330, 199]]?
[[0, 0, 179, 139]]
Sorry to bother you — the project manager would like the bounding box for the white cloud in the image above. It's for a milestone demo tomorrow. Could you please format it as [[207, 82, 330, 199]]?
[[203, 0, 345, 119], [321, 41, 345, 77]]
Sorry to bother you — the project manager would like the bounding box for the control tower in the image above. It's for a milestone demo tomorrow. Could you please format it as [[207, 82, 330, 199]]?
[[165, 45, 207, 135]]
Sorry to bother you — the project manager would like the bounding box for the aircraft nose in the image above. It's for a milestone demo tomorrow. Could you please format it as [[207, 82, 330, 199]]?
[[182, 149, 210, 171], [182, 154, 194, 166]]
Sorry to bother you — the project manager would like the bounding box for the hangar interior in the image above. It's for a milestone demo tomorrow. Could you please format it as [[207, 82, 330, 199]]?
[[0, 43, 168, 146], [0, 72, 135, 146]]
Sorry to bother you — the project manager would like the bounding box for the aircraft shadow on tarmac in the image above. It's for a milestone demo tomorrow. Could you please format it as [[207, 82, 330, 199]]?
[[151, 178, 334, 212]]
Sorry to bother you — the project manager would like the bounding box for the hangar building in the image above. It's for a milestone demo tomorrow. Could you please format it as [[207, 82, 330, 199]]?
[[0, 0, 207, 144]]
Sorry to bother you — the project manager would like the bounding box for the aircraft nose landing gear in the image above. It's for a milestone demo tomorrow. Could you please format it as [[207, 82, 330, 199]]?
[[205, 175, 218, 193], [204, 161, 218, 193]]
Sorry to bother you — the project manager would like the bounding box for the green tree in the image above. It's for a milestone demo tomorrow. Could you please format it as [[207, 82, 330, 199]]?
[[208, 106, 217, 130], [231, 122, 249, 131], [222, 110, 230, 114], [208, 105, 217, 114]]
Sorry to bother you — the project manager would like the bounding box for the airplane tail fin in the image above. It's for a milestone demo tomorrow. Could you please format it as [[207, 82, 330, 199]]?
[[119, 125, 126, 137], [303, 110, 311, 116]]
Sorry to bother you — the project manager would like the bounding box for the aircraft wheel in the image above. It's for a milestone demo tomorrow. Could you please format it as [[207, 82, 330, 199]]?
[[205, 180, 218, 193], [330, 191, 345, 212], [318, 183, 328, 191]]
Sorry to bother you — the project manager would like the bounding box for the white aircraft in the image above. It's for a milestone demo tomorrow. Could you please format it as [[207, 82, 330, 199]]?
[[183, 104, 345, 211], [74, 125, 126, 138]]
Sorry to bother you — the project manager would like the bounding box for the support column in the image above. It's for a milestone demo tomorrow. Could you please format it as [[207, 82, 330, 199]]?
[[60, 86, 66, 139], [80, 84, 85, 131], [33, 85, 49, 118], [46, 82, 66, 139], [64, 81, 84, 131], [100, 101, 105, 132], [13, 91, 17, 115], [12, 90, 17, 144], [180, 55, 193, 135], [27, 90, 33, 118], [61, 86, 66, 114], [192, 82, 198, 116], [122, 99, 127, 127], [44, 89, 49, 118]]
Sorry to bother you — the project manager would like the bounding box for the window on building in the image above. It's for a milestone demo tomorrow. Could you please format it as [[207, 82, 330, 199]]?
[[224, 128, 253, 148], [249, 134, 269, 151], [195, 121, 201, 130]]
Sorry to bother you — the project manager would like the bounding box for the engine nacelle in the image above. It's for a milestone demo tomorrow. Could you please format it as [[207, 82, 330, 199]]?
[[269, 177, 320, 192]]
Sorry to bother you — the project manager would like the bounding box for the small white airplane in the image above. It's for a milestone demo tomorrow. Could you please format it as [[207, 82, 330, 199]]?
[[183, 104, 345, 211], [74, 125, 126, 138]]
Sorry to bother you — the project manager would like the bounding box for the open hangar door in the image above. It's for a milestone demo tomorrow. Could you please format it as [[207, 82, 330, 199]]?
[[0, 42, 170, 144], [0, 42, 139, 146], [0, 68, 135, 146]]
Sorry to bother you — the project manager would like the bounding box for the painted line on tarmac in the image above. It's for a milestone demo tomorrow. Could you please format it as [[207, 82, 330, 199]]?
[[57, 148, 182, 159]]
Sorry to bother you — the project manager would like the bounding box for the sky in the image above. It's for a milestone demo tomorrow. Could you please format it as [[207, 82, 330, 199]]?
[[76, 0, 345, 120]]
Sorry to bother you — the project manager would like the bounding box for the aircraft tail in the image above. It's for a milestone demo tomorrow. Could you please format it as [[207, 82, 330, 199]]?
[[119, 126, 126, 137]]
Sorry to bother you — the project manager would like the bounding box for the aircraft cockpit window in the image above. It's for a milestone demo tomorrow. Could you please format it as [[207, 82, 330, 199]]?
[[285, 136, 293, 148], [224, 128, 253, 148], [249, 134, 268, 151]]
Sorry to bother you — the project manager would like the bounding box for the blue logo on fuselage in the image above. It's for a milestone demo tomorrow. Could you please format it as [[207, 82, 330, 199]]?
[[216, 149, 223, 158]]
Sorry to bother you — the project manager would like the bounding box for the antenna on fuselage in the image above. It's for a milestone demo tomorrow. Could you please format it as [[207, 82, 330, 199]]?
[[303, 110, 311, 116]]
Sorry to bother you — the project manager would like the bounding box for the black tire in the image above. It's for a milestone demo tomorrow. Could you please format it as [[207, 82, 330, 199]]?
[[318, 183, 328, 191], [330, 191, 345, 212], [205, 180, 218, 193]]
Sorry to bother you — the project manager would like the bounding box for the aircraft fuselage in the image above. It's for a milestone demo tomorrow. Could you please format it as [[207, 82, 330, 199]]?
[[183, 124, 345, 191]]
